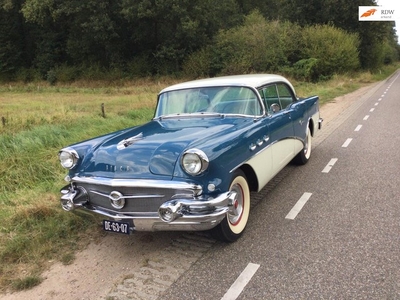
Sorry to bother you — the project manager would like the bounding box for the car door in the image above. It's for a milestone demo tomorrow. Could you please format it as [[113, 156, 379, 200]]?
[[279, 84, 309, 154], [290, 100, 309, 139], [238, 91, 273, 191], [260, 84, 295, 174]]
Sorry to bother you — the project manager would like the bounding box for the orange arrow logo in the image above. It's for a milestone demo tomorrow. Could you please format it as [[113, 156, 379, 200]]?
[[361, 9, 377, 17]]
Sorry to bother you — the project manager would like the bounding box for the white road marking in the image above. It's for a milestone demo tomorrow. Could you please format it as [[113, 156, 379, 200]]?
[[221, 263, 260, 300], [322, 158, 338, 173], [374, 102, 379, 106], [285, 192, 313, 220], [378, 98, 382, 101], [363, 115, 369, 120], [342, 138, 353, 148], [355, 125, 362, 131], [370, 108, 375, 112]]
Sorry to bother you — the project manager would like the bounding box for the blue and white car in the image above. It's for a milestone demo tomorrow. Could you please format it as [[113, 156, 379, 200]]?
[[58, 74, 322, 242]]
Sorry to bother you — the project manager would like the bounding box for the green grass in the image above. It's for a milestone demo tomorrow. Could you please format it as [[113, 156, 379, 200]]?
[[0, 79, 166, 292], [0, 66, 398, 292], [11, 276, 43, 291]]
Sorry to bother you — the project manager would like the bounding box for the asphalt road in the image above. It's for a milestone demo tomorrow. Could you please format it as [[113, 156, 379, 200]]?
[[159, 71, 400, 300]]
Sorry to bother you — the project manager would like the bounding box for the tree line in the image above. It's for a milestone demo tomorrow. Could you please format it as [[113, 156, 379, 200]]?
[[0, 0, 398, 83]]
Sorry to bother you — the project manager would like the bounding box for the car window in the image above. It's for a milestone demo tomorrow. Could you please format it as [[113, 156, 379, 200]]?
[[156, 87, 261, 117], [210, 87, 261, 115], [276, 83, 295, 110], [260, 85, 280, 114]]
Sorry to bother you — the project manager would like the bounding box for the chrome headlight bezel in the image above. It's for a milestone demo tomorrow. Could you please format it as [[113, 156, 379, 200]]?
[[58, 148, 79, 169], [181, 149, 209, 176]]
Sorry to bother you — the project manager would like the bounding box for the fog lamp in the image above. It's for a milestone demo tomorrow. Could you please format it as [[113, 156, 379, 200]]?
[[61, 199, 75, 211]]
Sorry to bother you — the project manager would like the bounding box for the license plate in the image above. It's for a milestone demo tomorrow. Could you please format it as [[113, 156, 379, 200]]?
[[102, 220, 130, 235]]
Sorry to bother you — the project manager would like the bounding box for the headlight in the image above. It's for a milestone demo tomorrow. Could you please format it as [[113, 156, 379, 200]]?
[[181, 149, 209, 175], [58, 148, 79, 169]]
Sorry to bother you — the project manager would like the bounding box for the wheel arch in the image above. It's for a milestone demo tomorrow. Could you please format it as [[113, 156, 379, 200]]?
[[308, 117, 315, 137], [237, 164, 258, 192]]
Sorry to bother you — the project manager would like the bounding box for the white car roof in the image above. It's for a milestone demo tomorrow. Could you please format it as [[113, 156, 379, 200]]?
[[159, 74, 296, 94]]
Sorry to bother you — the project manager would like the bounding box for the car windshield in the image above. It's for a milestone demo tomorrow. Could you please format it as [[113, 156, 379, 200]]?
[[155, 86, 262, 118]]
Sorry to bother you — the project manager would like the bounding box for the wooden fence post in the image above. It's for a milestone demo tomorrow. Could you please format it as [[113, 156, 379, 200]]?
[[101, 103, 106, 118]]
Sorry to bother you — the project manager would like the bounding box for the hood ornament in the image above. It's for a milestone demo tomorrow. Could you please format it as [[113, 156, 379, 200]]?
[[117, 133, 143, 150]]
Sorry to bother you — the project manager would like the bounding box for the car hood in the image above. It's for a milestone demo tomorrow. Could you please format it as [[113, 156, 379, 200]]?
[[74, 117, 252, 179]]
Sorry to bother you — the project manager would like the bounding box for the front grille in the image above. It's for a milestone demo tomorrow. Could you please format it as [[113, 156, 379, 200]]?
[[77, 183, 195, 213]]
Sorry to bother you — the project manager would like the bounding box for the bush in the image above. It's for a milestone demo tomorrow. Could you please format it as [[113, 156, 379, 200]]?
[[46, 70, 57, 85], [382, 40, 399, 64], [12, 68, 42, 82], [292, 58, 319, 81], [215, 11, 301, 75], [184, 12, 364, 81], [297, 24, 360, 81], [52, 65, 80, 82], [125, 54, 154, 77], [183, 11, 301, 77], [182, 47, 213, 78]]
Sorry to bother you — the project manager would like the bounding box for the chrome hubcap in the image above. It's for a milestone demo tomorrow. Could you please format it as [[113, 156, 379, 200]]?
[[228, 184, 244, 225]]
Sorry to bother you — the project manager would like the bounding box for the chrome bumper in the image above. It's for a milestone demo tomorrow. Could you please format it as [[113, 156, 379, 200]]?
[[60, 182, 236, 232]]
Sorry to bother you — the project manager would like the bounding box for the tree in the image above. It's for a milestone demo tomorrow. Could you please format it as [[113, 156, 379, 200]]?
[[235, 0, 398, 71], [21, 0, 129, 69], [271, 0, 398, 70], [0, 0, 28, 76], [120, 0, 242, 73]]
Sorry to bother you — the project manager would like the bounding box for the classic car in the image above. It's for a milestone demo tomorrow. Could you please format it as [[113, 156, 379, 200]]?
[[58, 74, 322, 242]]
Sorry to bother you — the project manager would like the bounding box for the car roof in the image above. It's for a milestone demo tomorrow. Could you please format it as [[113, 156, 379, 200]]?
[[159, 74, 296, 94]]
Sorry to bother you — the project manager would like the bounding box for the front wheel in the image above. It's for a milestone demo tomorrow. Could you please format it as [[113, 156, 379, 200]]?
[[293, 126, 312, 165], [211, 170, 250, 242]]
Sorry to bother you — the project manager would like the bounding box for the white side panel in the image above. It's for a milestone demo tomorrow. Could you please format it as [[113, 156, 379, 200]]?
[[247, 139, 300, 192], [294, 139, 304, 156], [272, 139, 295, 171], [246, 147, 273, 192]]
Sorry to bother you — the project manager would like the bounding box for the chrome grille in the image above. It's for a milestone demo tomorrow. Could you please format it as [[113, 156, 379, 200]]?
[[77, 183, 195, 213]]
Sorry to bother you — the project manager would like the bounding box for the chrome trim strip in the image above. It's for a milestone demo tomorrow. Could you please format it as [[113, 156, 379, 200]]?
[[90, 190, 165, 199], [82, 205, 160, 219], [81, 205, 229, 219], [155, 112, 224, 120], [155, 112, 263, 120], [71, 176, 202, 193], [117, 132, 143, 150]]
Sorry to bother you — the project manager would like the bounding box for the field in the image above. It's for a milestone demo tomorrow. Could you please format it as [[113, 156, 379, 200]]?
[[0, 67, 397, 292]]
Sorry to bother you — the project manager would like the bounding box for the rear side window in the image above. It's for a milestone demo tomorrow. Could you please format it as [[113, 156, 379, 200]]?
[[259, 83, 295, 114], [276, 83, 295, 109], [259, 85, 279, 113]]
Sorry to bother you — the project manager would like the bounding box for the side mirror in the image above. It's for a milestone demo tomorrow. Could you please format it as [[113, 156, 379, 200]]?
[[270, 103, 280, 113]]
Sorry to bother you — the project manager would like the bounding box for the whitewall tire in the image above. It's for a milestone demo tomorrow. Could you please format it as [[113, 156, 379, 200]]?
[[211, 170, 250, 242]]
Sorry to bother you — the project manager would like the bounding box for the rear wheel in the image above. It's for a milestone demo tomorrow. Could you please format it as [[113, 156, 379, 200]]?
[[293, 126, 312, 165], [211, 170, 250, 242]]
